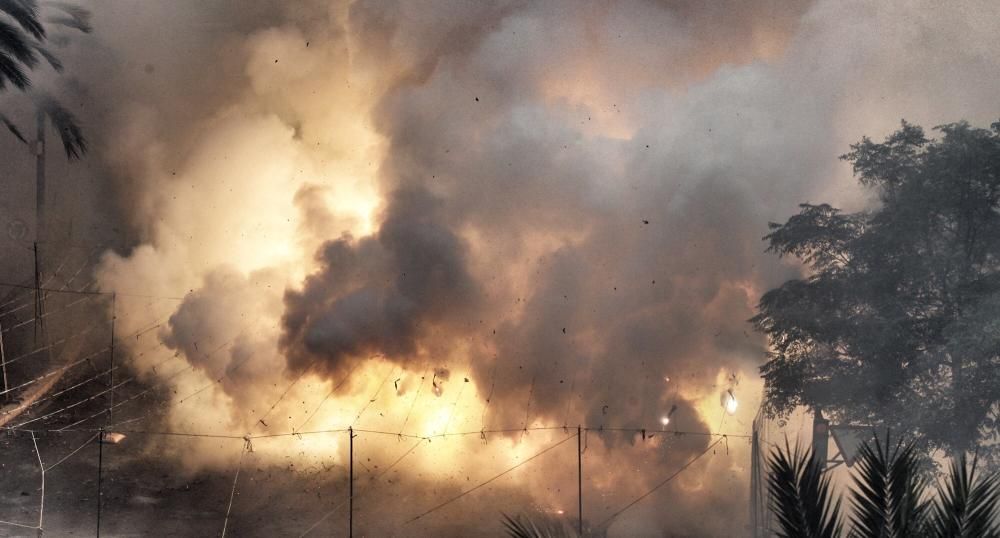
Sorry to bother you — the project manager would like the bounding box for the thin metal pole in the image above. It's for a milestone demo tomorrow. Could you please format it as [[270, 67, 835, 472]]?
[[32, 242, 40, 345], [97, 428, 103, 537], [35, 108, 45, 241], [349, 426, 354, 538], [577, 425, 583, 537], [108, 294, 115, 424], [0, 319, 7, 401]]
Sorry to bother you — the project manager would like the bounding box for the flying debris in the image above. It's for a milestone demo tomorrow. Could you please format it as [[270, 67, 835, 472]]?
[[100, 432, 126, 444], [661, 404, 678, 429]]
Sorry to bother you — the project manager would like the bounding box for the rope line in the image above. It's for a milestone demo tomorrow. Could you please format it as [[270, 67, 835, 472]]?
[[44, 433, 100, 472], [0, 519, 38, 530], [295, 361, 361, 433], [1, 294, 96, 334], [351, 365, 397, 427], [220, 444, 247, 537], [299, 437, 426, 537], [398, 367, 427, 436], [0, 280, 186, 301], [0, 322, 101, 369], [0, 315, 169, 398], [596, 436, 725, 528], [2, 424, 748, 441], [30, 431, 45, 532], [405, 432, 576, 524]]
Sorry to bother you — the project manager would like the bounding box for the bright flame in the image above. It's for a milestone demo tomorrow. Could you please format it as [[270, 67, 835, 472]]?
[[724, 390, 738, 415]]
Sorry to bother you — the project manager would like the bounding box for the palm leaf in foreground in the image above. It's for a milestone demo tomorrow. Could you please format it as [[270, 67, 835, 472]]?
[[925, 455, 1000, 538], [848, 435, 927, 537], [501, 513, 573, 538], [767, 440, 842, 538]]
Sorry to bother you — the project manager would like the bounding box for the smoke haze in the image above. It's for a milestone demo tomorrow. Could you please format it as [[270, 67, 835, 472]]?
[[3, 0, 1000, 535]]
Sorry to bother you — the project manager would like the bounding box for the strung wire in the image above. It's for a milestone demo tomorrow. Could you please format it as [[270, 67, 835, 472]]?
[[519, 374, 537, 442], [298, 437, 427, 537], [0, 280, 185, 301], [398, 367, 428, 436], [30, 431, 45, 532], [0, 322, 101, 369], [0, 519, 37, 530], [110, 339, 253, 430], [351, 364, 397, 427], [0, 312, 170, 399], [44, 432, 100, 472], [12, 376, 136, 429], [0, 344, 112, 398], [2, 424, 748, 443], [442, 374, 468, 435], [596, 436, 725, 528], [405, 432, 577, 524], [220, 443, 248, 537], [0, 247, 92, 316], [10, 338, 177, 423], [5, 333, 180, 428], [1, 294, 96, 334], [296, 361, 362, 433], [480, 358, 498, 431], [252, 361, 314, 434]]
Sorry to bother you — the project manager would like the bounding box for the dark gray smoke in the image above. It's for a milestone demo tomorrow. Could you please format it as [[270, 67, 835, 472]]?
[[282, 186, 480, 379]]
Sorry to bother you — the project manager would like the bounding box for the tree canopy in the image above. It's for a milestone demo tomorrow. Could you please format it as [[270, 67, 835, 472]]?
[[753, 120, 1000, 459]]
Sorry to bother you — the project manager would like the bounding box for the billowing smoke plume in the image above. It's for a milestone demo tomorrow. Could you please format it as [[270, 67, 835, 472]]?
[[2, 0, 993, 534], [282, 186, 480, 378]]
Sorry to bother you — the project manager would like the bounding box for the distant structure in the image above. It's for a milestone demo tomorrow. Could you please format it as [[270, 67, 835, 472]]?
[[749, 404, 776, 538]]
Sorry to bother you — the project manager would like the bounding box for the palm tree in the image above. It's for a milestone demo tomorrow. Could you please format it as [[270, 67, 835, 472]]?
[[766, 440, 842, 537], [847, 436, 927, 537], [767, 436, 1000, 537], [1, 0, 90, 158], [2, 0, 89, 248], [925, 455, 1000, 538]]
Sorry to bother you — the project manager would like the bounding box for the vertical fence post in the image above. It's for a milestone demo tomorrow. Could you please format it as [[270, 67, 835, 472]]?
[[0, 319, 7, 401], [109, 294, 115, 423], [32, 242, 40, 345], [349, 426, 354, 538], [578, 425, 583, 537], [97, 428, 103, 537]]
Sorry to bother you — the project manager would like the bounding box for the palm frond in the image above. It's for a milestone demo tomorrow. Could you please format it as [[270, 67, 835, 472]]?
[[33, 44, 60, 71], [767, 439, 843, 538], [0, 18, 38, 65], [925, 455, 1000, 538], [848, 434, 928, 538], [501, 513, 573, 538], [0, 50, 30, 89], [34, 91, 86, 158], [0, 112, 27, 143], [42, 1, 90, 33], [0, 0, 45, 40]]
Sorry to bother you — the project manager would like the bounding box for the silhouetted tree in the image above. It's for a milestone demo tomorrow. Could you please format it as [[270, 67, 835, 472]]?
[[753, 120, 1000, 459]]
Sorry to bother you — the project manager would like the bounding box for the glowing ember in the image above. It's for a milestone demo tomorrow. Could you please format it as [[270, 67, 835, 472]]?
[[724, 390, 738, 415]]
